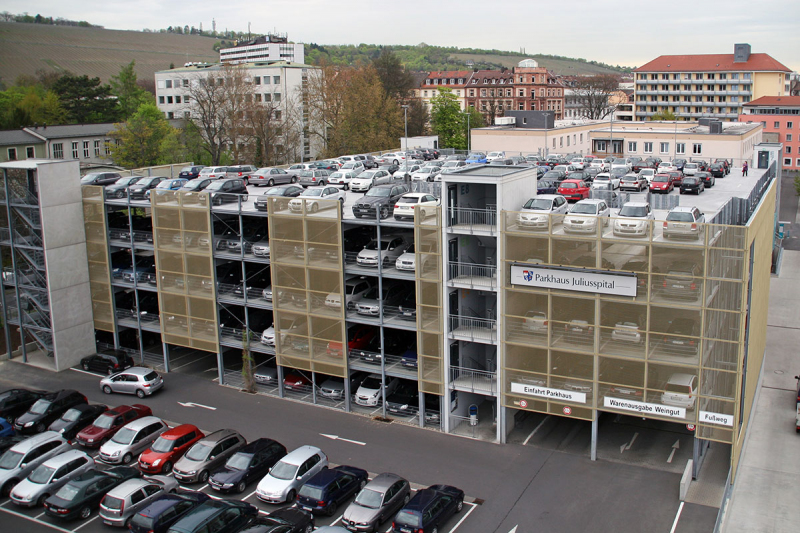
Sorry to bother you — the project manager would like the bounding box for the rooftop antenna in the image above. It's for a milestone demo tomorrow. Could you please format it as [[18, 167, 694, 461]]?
[[248, 22, 251, 39], [212, 18, 216, 34]]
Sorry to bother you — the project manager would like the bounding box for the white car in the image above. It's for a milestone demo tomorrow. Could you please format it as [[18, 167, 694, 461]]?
[[638, 168, 656, 182], [350, 170, 391, 192], [393, 193, 439, 221], [610, 162, 630, 174], [658, 161, 678, 173], [379, 152, 406, 165], [592, 173, 620, 189], [589, 160, 608, 171], [328, 171, 354, 189], [437, 160, 467, 178], [517, 194, 569, 230], [255, 446, 328, 504], [487, 151, 506, 162], [261, 325, 275, 346], [682, 163, 699, 176], [570, 158, 588, 170], [251, 239, 270, 258], [325, 276, 373, 310], [288, 186, 345, 213], [356, 235, 409, 268], [395, 244, 418, 271], [612, 202, 654, 238], [611, 322, 643, 344], [10, 449, 95, 508], [523, 311, 548, 334], [392, 164, 421, 180], [563, 199, 610, 234], [661, 373, 698, 410], [355, 374, 399, 406], [411, 167, 440, 182]]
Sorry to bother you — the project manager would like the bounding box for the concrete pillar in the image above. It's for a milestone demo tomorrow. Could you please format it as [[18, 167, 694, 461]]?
[[216, 351, 224, 385], [162, 343, 170, 372], [591, 415, 598, 461]]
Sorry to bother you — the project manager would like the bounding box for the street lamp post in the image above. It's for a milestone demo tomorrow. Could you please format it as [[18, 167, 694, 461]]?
[[543, 111, 552, 159], [402, 105, 409, 172], [461, 110, 471, 153]]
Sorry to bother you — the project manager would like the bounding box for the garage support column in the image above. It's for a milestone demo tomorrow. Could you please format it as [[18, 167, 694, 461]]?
[[216, 351, 224, 385], [163, 343, 170, 373], [418, 393, 425, 428], [591, 415, 598, 461]]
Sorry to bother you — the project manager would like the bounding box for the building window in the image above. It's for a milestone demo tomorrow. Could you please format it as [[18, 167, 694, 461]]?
[[644, 142, 653, 153], [787, 146, 792, 154], [273, 75, 280, 84], [167, 96, 173, 104], [25, 146, 34, 158], [796, 158, 800, 167], [184, 111, 191, 119], [94, 140, 101, 157], [774, 121, 780, 128], [660, 142, 669, 154], [175, 96, 181, 104], [676, 143, 685, 155], [264, 93, 272, 102], [788, 122, 794, 128], [628, 141, 637, 152], [518, 102, 524, 110], [83, 141, 90, 158], [480, 89, 486, 97], [184, 96, 190, 104], [274, 93, 281, 103], [52, 143, 63, 159], [182, 79, 189, 87], [158, 96, 164, 104], [254, 77, 261, 85], [559, 137, 563, 148], [540, 88, 545, 97], [785, 158, 792, 166], [596, 140, 607, 152], [567, 136, 570, 146], [788, 134, 793, 142], [167, 111, 174, 119], [693, 143, 702, 155], [71, 142, 79, 159], [165, 80, 172, 88], [104, 140, 110, 156], [7, 148, 17, 161]]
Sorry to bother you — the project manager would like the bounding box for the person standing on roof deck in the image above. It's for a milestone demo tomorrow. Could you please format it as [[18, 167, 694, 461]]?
[[743, 161, 748, 176]]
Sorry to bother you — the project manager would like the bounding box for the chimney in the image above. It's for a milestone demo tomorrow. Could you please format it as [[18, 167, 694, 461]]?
[[734, 44, 751, 63]]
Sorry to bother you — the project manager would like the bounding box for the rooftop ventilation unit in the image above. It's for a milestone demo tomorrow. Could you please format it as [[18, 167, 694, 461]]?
[[495, 117, 516, 126]]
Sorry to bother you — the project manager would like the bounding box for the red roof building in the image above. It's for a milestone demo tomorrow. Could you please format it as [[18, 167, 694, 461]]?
[[740, 96, 800, 170]]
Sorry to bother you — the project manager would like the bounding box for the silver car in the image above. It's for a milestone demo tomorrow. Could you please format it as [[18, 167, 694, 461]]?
[[99, 475, 178, 527], [356, 235, 409, 268], [98, 416, 167, 465], [173, 429, 246, 484], [100, 367, 164, 398], [0, 432, 71, 497], [341, 473, 411, 532], [255, 445, 328, 504], [10, 449, 95, 507]]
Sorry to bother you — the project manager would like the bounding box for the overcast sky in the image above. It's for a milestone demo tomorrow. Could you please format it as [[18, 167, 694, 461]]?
[[6, 0, 800, 71]]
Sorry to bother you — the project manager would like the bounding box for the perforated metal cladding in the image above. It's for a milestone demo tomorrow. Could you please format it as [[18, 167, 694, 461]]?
[[81, 186, 115, 332], [416, 207, 444, 396]]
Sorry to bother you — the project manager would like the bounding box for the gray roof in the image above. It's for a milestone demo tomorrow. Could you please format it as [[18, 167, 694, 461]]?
[[0, 129, 43, 147], [24, 123, 117, 140]]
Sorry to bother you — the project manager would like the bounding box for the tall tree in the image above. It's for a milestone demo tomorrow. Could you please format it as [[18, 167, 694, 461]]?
[[573, 74, 620, 119], [430, 88, 466, 149], [110, 61, 152, 119], [108, 102, 172, 168], [405, 98, 429, 137], [372, 50, 415, 100], [183, 65, 238, 165], [305, 62, 348, 157], [52, 74, 118, 123]]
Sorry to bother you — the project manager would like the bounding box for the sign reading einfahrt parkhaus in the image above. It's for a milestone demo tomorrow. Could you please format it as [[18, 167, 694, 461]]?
[[510, 265, 638, 297]]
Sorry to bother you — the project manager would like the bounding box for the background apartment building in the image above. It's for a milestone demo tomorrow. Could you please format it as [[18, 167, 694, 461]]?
[[219, 33, 304, 65], [634, 44, 791, 122], [740, 96, 800, 171]]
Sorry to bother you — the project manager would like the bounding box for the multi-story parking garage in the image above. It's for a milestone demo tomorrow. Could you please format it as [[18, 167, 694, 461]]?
[[0, 148, 780, 483]]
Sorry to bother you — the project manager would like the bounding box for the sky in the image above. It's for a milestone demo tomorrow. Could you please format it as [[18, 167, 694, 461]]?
[[4, 0, 800, 72]]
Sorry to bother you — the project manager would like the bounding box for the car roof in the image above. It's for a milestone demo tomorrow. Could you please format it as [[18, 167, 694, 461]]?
[[10, 431, 64, 452], [560, 179, 584, 184], [667, 373, 696, 385], [534, 194, 561, 200], [575, 199, 604, 205], [195, 429, 240, 446], [161, 424, 200, 439], [366, 473, 404, 491], [239, 437, 280, 454], [669, 206, 696, 212], [122, 415, 162, 431], [42, 448, 89, 467], [117, 367, 154, 377], [624, 202, 650, 208], [279, 445, 322, 466]]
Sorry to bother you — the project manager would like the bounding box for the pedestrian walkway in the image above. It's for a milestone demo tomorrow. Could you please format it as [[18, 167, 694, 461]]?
[[721, 250, 800, 532]]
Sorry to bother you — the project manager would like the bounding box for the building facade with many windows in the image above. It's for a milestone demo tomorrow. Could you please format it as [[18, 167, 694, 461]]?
[[740, 96, 800, 170], [219, 34, 304, 65]]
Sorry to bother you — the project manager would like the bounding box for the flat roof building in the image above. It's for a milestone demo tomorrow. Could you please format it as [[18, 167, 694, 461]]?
[[740, 95, 800, 170]]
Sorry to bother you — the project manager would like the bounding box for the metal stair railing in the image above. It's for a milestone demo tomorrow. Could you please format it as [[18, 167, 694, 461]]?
[[13, 228, 43, 249], [21, 306, 51, 330], [12, 207, 41, 229], [16, 247, 45, 270]]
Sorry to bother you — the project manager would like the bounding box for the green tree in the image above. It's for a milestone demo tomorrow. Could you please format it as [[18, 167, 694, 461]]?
[[52, 74, 119, 123], [108, 102, 172, 168], [464, 105, 485, 143], [430, 87, 466, 149], [372, 50, 415, 100], [650, 109, 677, 121], [405, 98, 429, 137], [110, 61, 152, 119]]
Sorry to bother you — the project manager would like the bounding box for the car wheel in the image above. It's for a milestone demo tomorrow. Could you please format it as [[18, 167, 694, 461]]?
[[103, 385, 112, 394], [1, 481, 16, 497], [162, 461, 172, 474], [327, 501, 337, 516], [344, 184, 349, 191], [304, 525, 313, 533], [122, 453, 133, 464], [35, 421, 45, 433], [199, 470, 209, 483], [310, 203, 319, 213], [291, 176, 298, 183], [116, 191, 124, 199], [457, 499, 464, 512], [237, 481, 246, 493], [79, 506, 92, 519], [268, 178, 274, 186], [37, 493, 49, 507], [319, 181, 326, 186], [136, 389, 146, 398], [380, 207, 389, 219], [286, 489, 296, 503], [393, 159, 399, 165], [82, 362, 90, 371]]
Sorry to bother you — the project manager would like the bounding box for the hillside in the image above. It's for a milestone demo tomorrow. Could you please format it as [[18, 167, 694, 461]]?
[[449, 53, 622, 75], [0, 22, 219, 86]]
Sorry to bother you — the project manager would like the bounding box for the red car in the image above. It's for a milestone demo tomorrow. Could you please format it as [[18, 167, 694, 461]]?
[[327, 326, 377, 357], [557, 179, 590, 202], [138, 423, 204, 474], [666, 170, 684, 185], [75, 404, 152, 448], [283, 371, 312, 390], [649, 174, 675, 194]]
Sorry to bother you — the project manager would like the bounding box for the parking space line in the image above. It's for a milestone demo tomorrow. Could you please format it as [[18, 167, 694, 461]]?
[[523, 416, 551, 446], [170, 359, 208, 371], [242, 489, 258, 501], [0, 506, 74, 533], [73, 515, 100, 531], [669, 501, 684, 533], [35, 510, 47, 519], [448, 502, 478, 533], [331, 514, 343, 525]]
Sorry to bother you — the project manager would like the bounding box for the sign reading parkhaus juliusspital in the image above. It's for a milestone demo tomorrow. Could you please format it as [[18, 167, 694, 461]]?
[[510, 265, 638, 297]]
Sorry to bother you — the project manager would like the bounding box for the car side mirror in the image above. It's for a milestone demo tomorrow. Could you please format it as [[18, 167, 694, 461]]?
[[20, 463, 27, 468], [297, 476, 302, 480], [209, 455, 216, 460]]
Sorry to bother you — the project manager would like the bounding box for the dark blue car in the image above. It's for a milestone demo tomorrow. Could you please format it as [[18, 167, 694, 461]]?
[[0, 419, 15, 438], [129, 491, 210, 533], [537, 179, 559, 195], [392, 484, 465, 533], [296, 465, 369, 516]]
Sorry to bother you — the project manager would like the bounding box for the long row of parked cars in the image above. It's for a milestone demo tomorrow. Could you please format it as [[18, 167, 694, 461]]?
[[0, 382, 465, 533]]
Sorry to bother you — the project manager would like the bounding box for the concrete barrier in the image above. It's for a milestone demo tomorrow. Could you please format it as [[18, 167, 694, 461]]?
[[680, 459, 694, 500]]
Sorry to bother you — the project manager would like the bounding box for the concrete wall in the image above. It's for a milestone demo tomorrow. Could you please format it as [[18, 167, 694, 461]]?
[[471, 123, 597, 156], [37, 159, 95, 371]]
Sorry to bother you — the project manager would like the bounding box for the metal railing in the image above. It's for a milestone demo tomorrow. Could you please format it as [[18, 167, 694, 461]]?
[[708, 161, 776, 226], [448, 207, 497, 233], [7, 188, 39, 206], [448, 315, 497, 342], [450, 366, 497, 394], [13, 228, 43, 248], [16, 247, 45, 270], [448, 262, 497, 289], [13, 208, 41, 228]]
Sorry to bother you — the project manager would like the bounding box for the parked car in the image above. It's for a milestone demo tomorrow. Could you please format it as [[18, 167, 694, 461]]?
[[98, 475, 179, 527], [392, 193, 439, 221], [341, 473, 411, 533], [14, 390, 88, 435], [356, 283, 406, 317], [536, 179, 559, 195], [352, 185, 407, 219], [166, 499, 257, 533], [708, 162, 726, 178], [350, 170, 392, 192], [43, 466, 141, 521], [556, 179, 590, 202], [249, 167, 297, 187], [255, 445, 328, 504], [80, 172, 123, 186], [357, 235, 410, 268], [392, 164, 422, 180], [649, 174, 675, 194], [619, 174, 647, 192], [437, 160, 467, 175], [657, 161, 677, 173], [592, 173, 620, 189], [386, 384, 420, 417], [80, 350, 134, 375], [297, 465, 369, 517], [661, 318, 700, 355], [563, 199, 610, 234], [612, 202, 654, 238], [178, 166, 205, 180], [128, 177, 165, 200], [682, 163, 699, 176], [638, 168, 656, 182], [128, 490, 210, 533], [611, 322, 644, 345], [173, 429, 247, 484], [229, 165, 258, 183], [0, 431, 71, 497], [663, 206, 705, 240], [391, 484, 464, 533], [0, 389, 48, 424], [150, 178, 188, 198], [283, 371, 312, 391], [104, 176, 143, 199], [355, 374, 399, 406], [209, 438, 286, 494], [138, 424, 204, 475], [0, 421, 17, 439], [100, 367, 164, 398], [318, 373, 369, 400], [298, 169, 332, 188], [179, 178, 213, 193], [325, 277, 374, 311], [410, 167, 440, 182], [465, 152, 487, 164], [660, 261, 702, 301], [517, 194, 569, 230], [289, 186, 345, 213], [76, 404, 152, 449], [679, 176, 705, 195], [255, 184, 304, 211], [695, 171, 715, 188], [10, 449, 95, 508], [713, 159, 730, 175], [660, 374, 698, 410], [205, 178, 249, 205], [198, 166, 231, 180], [97, 416, 167, 465]]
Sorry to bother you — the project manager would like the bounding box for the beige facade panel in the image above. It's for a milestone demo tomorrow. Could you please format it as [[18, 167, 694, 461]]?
[[416, 208, 444, 394], [81, 186, 115, 333]]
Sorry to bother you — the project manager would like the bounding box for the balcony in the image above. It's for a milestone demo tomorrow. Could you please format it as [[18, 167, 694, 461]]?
[[447, 207, 497, 235], [449, 314, 497, 344], [450, 366, 497, 395], [448, 261, 497, 290]]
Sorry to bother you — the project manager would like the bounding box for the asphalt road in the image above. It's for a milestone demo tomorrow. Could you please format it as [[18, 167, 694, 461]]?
[[0, 359, 718, 533]]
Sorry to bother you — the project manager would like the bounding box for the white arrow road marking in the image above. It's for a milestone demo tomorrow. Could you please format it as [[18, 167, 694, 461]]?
[[620, 432, 639, 453], [177, 402, 217, 410], [507, 527, 518, 533], [320, 433, 366, 446], [667, 439, 680, 463]]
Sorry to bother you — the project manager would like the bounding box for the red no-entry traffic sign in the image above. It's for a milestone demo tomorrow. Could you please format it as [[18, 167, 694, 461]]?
[[687, 424, 696, 431], [563, 406, 572, 415], [520, 399, 528, 408]]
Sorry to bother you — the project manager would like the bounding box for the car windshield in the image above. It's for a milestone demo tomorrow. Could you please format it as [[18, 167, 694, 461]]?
[[361, 376, 381, 389], [300, 171, 316, 177], [443, 162, 459, 168], [543, 172, 561, 178], [29, 399, 51, 415], [150, 436, 177, 453], [354, 488, 383, 509], [264, 187, 287, 196], [331, 172, 343, 179], [523, 198, 554, 210], [301, 189, 323, 197], [665, 383, 691, 393], [397, 197, 418, 204], [559, 183, 577, 189], [652, 176, 670, 183], [54, 483, 81, 501], [0, 450, 23, 470], [138, 178, 158, 186], [611, 168, 626, 176], [571, 204, 598, 215], [618, 205, 649, 217], [155, 181, 173, 189], [61, 408, 83, 422], [205, 181, 225, 191], [80, 174, 102, 183], [342, 163, 359, 169], [269, 460, 298, 481], [28, 464, 55, 484], [185, 442, 212, 462], [116, 177, 139, 186], [112, 427, 136, 445], [364, 188, 390, 198], [225, 452, 251, 471], [93, 414, 116, 429], [298, 485, 324, 499], [468, 153, 484, 159], [666, 212, 694, 222], [183, 179, 204, 189], [683, 178, 698, 184], [685, 164, 697, 169]]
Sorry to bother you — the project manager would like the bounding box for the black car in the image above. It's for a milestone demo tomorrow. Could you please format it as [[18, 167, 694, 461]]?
[[352, 185, 407, 219], [378, 163, 400, 175], [128, 177, 165, 200], [239, 508, 315, 533], [661, 261, 702, 300], [254, 185, 304, 212], [209, 438, 287, 494], [0, 389, 48, 423], [679, 176, 704, 195], [392, 484, 465, 533], [543, 170, 566, 182], [206, 178, 249, 205], [129, 491, 211, 533], [713, 159, 730, 175], [80, 172, 123, 186], [708, 163, 726, 178], [673, 159, 687, 171], [660, 318, 700, 356], [47, 403, 108, 440], [43, 467, 141, 520], [105, 176, 143, 199], [297, 465, 369, 516], [180, 178, 213, 192], [167, 499, 257, 533], [695, 171, 715, 188], [386, 385, 420, 417], [14, 389, 88, 434], [537, 180, 559, 195], [80, 350, 135, 375], [178, 166, 206, 180]]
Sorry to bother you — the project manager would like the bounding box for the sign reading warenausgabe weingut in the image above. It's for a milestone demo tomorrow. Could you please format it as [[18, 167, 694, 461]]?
[[510, 265, 638, 297]]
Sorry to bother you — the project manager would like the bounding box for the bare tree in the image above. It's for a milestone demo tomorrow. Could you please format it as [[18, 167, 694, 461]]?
[[573, 74, 620, 120], [245, 92, 304, 166], [305, 62, 348, 157]]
